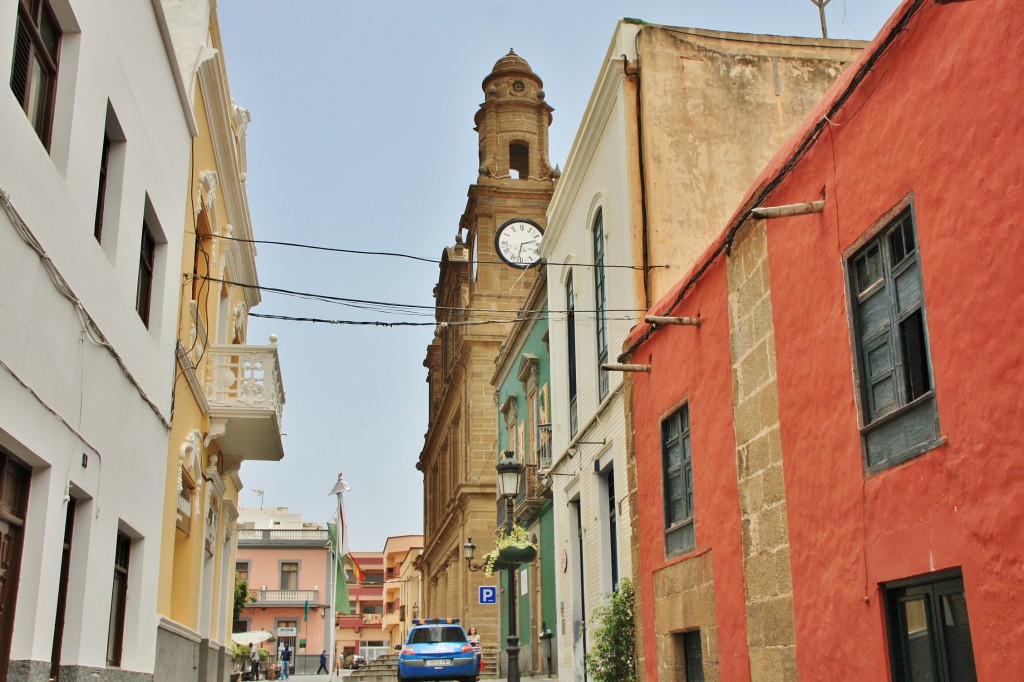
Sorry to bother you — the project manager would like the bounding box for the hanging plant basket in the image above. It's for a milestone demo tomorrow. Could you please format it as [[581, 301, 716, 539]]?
[[497, 544, 537, 566]]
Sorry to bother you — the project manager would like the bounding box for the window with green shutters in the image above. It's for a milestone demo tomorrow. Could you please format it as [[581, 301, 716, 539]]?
[[593, 210, 609, 398], [662, 404, 694, 557], [848, 205, 940, 472]]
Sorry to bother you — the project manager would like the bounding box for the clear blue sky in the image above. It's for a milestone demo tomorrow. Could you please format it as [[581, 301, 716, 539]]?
[[216, 0, 901, 551]]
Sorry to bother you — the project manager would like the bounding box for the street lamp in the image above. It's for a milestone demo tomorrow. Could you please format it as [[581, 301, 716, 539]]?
[[463, 452, 525, 680], [497, 451, 523, 682]]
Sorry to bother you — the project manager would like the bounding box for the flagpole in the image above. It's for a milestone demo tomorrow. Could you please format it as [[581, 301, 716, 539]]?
[[328, 473, 351, 681], [329, 528, 337, 681]]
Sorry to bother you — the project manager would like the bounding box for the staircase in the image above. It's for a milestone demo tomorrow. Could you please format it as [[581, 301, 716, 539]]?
[[348, 654, 399, 682], [348, 651, 499, 681]]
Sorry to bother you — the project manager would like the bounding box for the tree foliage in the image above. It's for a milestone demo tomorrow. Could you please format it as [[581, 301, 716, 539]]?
[[584, 578, 637, 682], [233, 579, 248, 623]]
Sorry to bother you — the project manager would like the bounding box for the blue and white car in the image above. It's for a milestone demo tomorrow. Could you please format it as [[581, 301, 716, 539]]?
[[397, 618, 478, 682]]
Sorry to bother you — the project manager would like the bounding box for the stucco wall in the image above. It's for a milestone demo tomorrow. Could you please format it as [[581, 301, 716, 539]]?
[[0, 0, 192, 674], [760, 0, 1024, 678], [628, 254, 749, 682], [637, 27, 863, 302]]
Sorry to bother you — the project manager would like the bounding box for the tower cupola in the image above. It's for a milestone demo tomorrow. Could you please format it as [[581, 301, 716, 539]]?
[[474, 50, 555, 183]]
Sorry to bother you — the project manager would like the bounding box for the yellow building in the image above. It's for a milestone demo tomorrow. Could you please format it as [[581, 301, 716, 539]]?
[[154, 6, 286, 681]]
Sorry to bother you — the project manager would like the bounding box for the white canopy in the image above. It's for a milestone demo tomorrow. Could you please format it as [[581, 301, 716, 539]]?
[[231, 631, 273, 646]]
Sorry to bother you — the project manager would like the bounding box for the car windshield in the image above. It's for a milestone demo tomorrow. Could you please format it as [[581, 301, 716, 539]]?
[[409, 627, 466, 644]]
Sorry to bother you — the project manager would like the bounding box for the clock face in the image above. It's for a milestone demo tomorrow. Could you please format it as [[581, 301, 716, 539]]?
[[495, 219, 544, 268]]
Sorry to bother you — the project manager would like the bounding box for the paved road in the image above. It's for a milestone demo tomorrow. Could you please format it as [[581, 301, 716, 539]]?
[[280, 671, 557, 675]]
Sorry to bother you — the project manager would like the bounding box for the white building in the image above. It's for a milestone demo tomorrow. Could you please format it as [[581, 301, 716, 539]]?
[[0, 0, 195, 679]]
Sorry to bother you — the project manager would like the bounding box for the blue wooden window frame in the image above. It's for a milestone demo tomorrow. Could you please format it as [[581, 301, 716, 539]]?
[[662, 404, 694, 557], [848, 204, 941, 472]]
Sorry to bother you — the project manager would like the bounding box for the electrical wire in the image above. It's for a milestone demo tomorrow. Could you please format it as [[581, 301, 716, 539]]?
[[199, 231, 665, 271], [1, 186, 171, 429], [195, 274, 648, 318], [248, 310, 646, 327]]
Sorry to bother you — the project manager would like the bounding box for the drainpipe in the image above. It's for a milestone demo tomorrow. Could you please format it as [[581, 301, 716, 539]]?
[[624, 48, 651, 311]]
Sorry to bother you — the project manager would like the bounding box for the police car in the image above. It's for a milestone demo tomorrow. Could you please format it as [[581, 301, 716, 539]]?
[[397, 618, 479, 682]]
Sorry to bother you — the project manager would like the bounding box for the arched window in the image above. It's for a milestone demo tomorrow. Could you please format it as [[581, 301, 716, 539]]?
[[509, 142, 529, 179]]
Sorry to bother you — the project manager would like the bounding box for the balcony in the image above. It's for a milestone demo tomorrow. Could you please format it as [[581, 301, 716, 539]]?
[[249, 589, 320, 607], [203, 338, 286, 462], [514, 465, 546, 520], [237, 529, 329, 548]]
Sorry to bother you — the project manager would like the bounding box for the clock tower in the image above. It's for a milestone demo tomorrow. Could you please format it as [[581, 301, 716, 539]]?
[[419, 51, 556, 639]]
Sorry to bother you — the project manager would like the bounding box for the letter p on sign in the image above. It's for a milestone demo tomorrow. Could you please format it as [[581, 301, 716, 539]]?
[[479, 586, 497, 604]]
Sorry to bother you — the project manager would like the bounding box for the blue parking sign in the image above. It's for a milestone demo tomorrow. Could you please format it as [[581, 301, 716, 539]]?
[[479, 586, 497, 604]]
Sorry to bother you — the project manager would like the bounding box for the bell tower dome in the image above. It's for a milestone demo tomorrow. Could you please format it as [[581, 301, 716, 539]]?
[[474, 50, 556, 183]]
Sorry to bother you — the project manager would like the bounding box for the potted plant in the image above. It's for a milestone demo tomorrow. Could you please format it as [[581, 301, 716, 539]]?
[[483, 523, 537, 576]]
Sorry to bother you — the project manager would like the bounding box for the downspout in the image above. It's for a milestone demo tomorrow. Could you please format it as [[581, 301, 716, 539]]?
[[625, 49, 651, 310]]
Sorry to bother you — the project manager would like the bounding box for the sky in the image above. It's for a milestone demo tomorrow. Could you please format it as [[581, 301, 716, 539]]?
[[216, 0, 902, 551]]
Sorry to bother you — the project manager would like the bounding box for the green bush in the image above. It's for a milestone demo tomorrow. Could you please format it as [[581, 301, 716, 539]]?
[[584, 578, 637, 682]]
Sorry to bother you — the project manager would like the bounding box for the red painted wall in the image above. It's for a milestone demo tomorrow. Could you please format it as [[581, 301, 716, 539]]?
[[629, 259, 751, 681], [762, 0, 1024, 678]]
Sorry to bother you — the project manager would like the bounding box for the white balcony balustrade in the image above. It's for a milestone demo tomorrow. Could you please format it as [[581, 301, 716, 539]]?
[[203, 335, 286, 462]]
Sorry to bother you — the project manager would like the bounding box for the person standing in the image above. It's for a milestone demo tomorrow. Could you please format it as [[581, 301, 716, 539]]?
[[280, 645, 292, 679], [249, 646, 261, 681], [316, 649, 329, 674], [468, 626, 481, 673]]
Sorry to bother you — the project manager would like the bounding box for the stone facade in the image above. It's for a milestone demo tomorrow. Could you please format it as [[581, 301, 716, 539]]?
[[726, 222, 796, 681], [419, 52, 555, 657], [652, 553, 720, 681]]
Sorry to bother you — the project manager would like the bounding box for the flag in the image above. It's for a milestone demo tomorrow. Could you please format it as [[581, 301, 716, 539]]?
[[304, 599, 309, 622], [348, 554, 366, 583], [328, 473, 352, 557], [328, 473, 354, 615], [328, 523, 350, 614]]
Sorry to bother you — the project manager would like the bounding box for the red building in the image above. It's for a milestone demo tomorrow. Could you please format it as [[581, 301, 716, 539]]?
[[625, 0, 1023, 679]]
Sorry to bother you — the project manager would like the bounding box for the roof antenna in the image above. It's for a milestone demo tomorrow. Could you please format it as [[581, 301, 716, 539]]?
[[809, 0, 832, 38]]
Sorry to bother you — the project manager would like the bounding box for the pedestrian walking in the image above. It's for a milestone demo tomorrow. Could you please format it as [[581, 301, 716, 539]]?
[[250, 646, 261, 680], [280, 645, 292, 679], [316, 649, 329, 674]]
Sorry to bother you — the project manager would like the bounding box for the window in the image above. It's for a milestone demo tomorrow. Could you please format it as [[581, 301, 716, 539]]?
[[593, 211, 609, 398], [509, 142, 529, 179], [107, 532, 130, 666], [603, 468, 618, 588], [280, 562, 298, 590], [662, 404, 694, 556], [848, 206, 939, 471], [235, 561, 250, 585], [94, 133, 111, 241], [136, 221, 156, 326], [10, 0, 61, 148], [192, 210, 213, 302], [884, 570, 977, 681], [566, 273, 578, 435]]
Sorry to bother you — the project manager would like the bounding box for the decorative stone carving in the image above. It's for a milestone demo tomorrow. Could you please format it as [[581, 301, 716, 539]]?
[[178, 430, 202, 493], [205, 418, 228, 447]]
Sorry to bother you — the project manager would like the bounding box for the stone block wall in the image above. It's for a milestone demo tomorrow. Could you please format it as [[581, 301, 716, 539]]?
[[726, 222, 797, 681], [652, 552, 720, 681]]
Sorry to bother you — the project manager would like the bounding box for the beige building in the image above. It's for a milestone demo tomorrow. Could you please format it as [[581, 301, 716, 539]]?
[[419, 51, 556, 659], [540, 21, 864, 680]]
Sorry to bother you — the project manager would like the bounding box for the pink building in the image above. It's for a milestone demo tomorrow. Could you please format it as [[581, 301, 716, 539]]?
[[235, 508, 332, 673]]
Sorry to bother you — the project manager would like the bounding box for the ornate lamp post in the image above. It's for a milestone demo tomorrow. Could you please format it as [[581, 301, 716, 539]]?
[[463, 451, 523, 682], [496, 451, 523, 682]]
